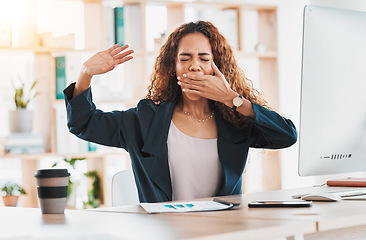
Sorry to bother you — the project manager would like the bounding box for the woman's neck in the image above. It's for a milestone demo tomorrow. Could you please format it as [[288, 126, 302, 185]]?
[[180, 97, 213, 118]]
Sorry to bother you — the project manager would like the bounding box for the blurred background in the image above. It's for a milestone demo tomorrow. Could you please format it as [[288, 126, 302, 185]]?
[[1, 0, 365, 208]]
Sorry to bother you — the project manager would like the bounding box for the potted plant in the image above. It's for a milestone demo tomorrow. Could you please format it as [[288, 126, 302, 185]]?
[[1, 182, 27, 207], [52, 157, 101, 209], [9, 79, 38, 133]]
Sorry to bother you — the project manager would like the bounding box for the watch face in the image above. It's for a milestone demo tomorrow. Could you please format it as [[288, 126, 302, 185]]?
[[233, 96, 244, 107]]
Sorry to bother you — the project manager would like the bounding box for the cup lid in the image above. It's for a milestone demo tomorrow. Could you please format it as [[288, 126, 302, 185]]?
[[34, 169, 70, 178]]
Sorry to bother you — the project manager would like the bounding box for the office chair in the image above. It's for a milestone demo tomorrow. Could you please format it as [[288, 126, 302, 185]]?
[[111, 170, 139, 206]]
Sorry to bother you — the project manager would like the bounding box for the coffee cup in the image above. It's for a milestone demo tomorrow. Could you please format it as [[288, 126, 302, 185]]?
[[34, 169, 70, 214]]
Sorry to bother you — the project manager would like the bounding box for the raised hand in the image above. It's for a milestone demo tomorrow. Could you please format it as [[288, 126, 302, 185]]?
[[73, 44, 134, 98], [177, 62, 237, 106], [82, 44, 134, 77]]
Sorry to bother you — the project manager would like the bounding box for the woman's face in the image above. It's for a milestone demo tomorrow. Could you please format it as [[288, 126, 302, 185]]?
[[175, 32, 214, 101]]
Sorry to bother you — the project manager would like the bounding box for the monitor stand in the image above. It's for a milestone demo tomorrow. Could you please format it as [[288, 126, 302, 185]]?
[[327, 177, 366, 187]]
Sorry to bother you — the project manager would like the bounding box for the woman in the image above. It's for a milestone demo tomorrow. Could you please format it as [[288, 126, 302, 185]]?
[[64, 21, 297, 203]]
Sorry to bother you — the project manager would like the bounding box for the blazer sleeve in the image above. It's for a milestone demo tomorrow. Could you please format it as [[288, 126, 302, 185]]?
[[63, 83, 133, 149], [246, 103, 297, 149]]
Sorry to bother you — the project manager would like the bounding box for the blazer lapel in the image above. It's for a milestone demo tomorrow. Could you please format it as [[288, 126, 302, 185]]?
[[215, 108, 248, 195], [141, 101, 175, 155], [141, 101, 175, 200]]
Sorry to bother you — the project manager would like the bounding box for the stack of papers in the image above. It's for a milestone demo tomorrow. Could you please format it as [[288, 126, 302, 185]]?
[[140, 200, 235, 214], [5, 133, 44, 154]]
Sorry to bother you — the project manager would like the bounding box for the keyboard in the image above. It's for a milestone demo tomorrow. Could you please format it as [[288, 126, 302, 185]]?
[[292, 188, 366, 199]]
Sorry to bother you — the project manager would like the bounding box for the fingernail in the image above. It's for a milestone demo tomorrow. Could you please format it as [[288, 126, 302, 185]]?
[[183, 74, 187, 77], [177, 81, 181, 85], [177, 76, 181, 80]]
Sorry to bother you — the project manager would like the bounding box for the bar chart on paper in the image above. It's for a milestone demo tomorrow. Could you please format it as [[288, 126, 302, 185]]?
[[140, 200, 234, 213]]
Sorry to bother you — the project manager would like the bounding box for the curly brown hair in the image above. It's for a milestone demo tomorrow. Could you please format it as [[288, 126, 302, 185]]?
[[146, 20, 268, 128]]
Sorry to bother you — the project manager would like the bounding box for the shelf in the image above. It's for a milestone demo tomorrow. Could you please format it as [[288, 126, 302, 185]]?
[[0, 151, 122, 161], [54, 97, 140, 106], [236, 51, 278, 59], [143, 0, 276, 10], [0, 46, 106, 53]]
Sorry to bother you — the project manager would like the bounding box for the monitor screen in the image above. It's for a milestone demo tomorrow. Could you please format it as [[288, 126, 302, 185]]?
[[299, 5, 366, 176]]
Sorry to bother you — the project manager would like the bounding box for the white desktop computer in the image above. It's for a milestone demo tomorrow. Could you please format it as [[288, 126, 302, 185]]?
[[299, 5, 366, 185]]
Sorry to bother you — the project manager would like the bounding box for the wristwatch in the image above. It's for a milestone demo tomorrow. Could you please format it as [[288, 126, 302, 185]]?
[[231, 95, 244, 112]]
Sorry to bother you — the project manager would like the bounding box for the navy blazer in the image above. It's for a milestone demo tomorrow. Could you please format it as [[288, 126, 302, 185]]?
[[64, 83, 297, 203]]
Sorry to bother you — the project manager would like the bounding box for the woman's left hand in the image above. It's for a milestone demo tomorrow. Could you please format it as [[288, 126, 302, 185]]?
[[177, 62, 237, 107]]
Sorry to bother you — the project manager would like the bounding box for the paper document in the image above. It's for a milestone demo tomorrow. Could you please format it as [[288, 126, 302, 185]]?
[[140, 200, 234, 214]]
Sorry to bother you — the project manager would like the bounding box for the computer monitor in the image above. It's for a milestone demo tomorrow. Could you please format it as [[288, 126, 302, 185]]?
[[299, 5, 366, 177]]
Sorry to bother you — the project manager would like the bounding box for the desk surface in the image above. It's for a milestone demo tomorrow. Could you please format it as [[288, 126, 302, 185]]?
[[2, 186, 366, 240], [0, 206, 315, 240], [1, 207, 178, 240], [171, 186, 366, 233], [96, 186, 366, 237]]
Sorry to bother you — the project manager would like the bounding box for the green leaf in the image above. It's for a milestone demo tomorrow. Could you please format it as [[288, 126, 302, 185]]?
[[1, 182, 26, 195], [63, 157, 85, 169], [13, 80, 38, 109], [30, 80, 37, 91]]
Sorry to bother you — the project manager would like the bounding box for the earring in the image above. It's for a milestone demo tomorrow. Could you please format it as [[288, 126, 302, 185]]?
[[170, 72, 176, 77]]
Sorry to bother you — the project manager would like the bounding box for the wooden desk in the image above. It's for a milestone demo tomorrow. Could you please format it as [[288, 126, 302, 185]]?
[[1, 206, 315, 240], [2, 186, 366, 239], [97, 186, 366, 239], [239, 186, 366, 239], [0, 207, 178, 240], [187, 186, 366, 239]]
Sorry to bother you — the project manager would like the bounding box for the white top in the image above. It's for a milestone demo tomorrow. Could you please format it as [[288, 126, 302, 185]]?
[[167, 121, 222, 201]]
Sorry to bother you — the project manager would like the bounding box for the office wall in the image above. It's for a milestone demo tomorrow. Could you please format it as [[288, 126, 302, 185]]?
[[276, 0, 309, 189]]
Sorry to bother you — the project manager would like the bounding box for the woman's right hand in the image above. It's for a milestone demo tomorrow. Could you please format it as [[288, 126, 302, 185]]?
[[82, 44, 134, 77], [73, 44, 134, 98]]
